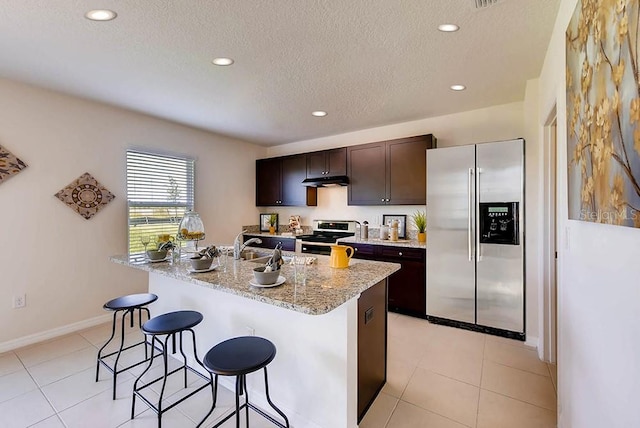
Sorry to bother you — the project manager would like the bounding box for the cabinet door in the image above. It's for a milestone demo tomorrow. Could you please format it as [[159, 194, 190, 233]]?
[[281, 154, 317, 206], [326, 148, 347, 176], [381, 247, 426, 317], [306, 151, 327, 179], [347, 142, 386, 205], [388, 260, 426, 317], [256, 158, 281, 206], [387, 135, 434, 205], [357, 279, 387, 421]]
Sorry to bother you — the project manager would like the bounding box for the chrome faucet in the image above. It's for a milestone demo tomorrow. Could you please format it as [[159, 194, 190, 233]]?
[[233, 230, 262, 260]]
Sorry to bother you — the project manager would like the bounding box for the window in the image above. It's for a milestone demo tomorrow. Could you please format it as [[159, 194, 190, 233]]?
[[126, 150, 195, 255]]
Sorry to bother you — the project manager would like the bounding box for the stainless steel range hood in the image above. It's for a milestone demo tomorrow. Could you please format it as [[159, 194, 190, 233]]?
[[301, 175, 349, 187]]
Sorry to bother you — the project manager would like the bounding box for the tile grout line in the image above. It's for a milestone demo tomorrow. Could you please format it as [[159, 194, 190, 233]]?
[[382, 396, 400, 428], [15, 349, 66, 428], [547, 362, 558, 394], [479, 387, 557, 413], [475, 336, 486, 428], [485, 359, 554, 380]]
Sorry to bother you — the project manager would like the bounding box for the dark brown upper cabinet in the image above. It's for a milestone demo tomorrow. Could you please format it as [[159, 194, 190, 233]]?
[[306, 148, 347, 179], [347, 134, 436, 205], [256, 155, 317, 206]]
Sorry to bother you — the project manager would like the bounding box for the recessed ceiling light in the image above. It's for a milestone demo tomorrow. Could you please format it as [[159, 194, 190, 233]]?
[[85, 10, 117, 21], [311, 111, 327, 117], [438, 24, 459, 32], [450, 85, 466, 91], [212, 57, 234, 66]]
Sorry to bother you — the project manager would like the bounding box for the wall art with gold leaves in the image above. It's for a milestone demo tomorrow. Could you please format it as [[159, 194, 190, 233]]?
[[567, 0, 640, 227], [0, 144, 27, 184], [55, 172, 115, 220]]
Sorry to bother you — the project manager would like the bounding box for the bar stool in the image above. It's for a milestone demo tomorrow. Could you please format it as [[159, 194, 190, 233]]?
[[131, 310, 211, 428], [96, 293, 158, 400], [197, 336, 289, 428]]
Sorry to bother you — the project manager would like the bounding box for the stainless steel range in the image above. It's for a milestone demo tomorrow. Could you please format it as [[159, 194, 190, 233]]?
[[296, 220, 357, 255]]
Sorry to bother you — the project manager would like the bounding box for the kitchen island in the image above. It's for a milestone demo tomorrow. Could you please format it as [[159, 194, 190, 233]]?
[[111, 251, 400, 428]]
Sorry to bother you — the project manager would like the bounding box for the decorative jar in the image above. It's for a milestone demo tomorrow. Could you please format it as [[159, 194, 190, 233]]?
[[177, 211, 205, 241]]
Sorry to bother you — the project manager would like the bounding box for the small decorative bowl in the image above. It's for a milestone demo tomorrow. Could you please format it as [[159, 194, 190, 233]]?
[[190, 257, 213, 270], [146, 250, 168, 261], [252, 267, 280, 285]]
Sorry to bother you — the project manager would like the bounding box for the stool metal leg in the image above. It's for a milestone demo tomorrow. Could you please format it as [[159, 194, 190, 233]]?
[[195, 373, 218, 428], [132, 334, 160, 419], [156, 334, 172, 428], [96, 311, 118, 382], [111, 309, 130, 399], [259, 366, 290, 428], [179, 331, 188, 388], [242, 375, 250, 427], [140, 307, 151, 360]]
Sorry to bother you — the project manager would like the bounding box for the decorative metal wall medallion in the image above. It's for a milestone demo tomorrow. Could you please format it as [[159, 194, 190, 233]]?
[[55, 172, 115, 219], [0, 144, 28, 184]]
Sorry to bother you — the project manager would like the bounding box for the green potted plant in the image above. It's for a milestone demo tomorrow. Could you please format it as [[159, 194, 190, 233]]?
[[268, 213, 278, 235], [412, 210, 427, 243]]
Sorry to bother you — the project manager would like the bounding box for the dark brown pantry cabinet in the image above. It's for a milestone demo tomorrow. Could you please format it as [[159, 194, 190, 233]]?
[[351, 243, 426, 318], [347, 134, 436, 205], [306, 148, 347, 178], [256, 154, 317, 206]]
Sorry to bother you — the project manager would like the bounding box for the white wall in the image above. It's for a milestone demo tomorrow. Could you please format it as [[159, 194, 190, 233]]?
[[537, 0, 640, 426], [266, 101, 541, 344], [0, 78, 264, 348]]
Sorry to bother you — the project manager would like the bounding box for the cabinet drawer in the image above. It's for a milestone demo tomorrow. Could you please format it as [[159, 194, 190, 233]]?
[[349, 243, 376, 259], [379, 246, 424, 262]]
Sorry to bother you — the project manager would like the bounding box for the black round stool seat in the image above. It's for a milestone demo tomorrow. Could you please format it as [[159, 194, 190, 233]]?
[[203, 336, 276, 376], [142, 310, 203, 335], [103, 293, 158, 311]]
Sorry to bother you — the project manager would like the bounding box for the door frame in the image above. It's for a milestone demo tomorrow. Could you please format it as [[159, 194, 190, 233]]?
[[541, 105, 558, 363]]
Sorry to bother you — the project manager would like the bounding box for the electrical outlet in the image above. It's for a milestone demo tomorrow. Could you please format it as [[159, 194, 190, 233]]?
[[13, 294, 26, 309], [246, 326, 255, 336]]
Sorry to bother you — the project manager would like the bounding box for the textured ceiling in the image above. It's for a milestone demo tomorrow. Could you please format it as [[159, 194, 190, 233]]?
[[0, 0, 560, 146]]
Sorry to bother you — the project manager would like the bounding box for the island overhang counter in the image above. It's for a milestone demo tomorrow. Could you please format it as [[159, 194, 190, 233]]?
[[111, 252, 400, 428]]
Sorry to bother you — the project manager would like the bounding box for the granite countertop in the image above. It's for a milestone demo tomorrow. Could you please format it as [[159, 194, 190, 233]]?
[[111, 251, 400, 316], [338, 236, 426, 250]]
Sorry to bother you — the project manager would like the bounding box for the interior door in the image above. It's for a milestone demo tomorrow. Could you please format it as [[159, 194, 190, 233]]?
[[476, 139, 525, 333], [426, 145, 476, 324]]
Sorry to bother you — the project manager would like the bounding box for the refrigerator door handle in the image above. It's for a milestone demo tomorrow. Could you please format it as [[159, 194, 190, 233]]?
[[476, 167, 482, 261], [468, 168, 474, 262]]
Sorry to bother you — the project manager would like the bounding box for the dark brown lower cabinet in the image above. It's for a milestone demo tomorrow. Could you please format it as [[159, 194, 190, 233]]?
[[380, 247, 426, 317], [358, 279, 387, 422], [351, 243, 426, 318]]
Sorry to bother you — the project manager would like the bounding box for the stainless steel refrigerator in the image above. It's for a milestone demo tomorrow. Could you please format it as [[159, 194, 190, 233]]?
[[426, 139, 525, 340]]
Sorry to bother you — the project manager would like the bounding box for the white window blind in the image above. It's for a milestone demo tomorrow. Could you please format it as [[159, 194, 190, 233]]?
[[126, 150, 195, 255]]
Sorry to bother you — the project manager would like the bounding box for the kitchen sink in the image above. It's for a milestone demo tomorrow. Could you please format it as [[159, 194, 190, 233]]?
[[245, 255, 293, 264]]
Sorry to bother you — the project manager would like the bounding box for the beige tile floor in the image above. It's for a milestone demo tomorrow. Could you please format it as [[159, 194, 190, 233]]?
[[361, 313, 557, 428], [0, 314, 556, 428]]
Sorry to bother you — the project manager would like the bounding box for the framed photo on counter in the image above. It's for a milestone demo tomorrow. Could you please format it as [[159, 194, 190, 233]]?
[[260, 213, 278, 232], [382, 214, 407, 239]]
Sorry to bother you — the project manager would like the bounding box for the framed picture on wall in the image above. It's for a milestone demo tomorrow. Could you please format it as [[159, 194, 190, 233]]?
[[382, 214, 407, 239], [260, 213, 278, 232]]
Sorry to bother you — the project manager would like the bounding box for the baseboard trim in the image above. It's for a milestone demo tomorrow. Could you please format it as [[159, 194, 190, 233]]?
[[525, 335, 539, 349], [0, 314, 112, 353]]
